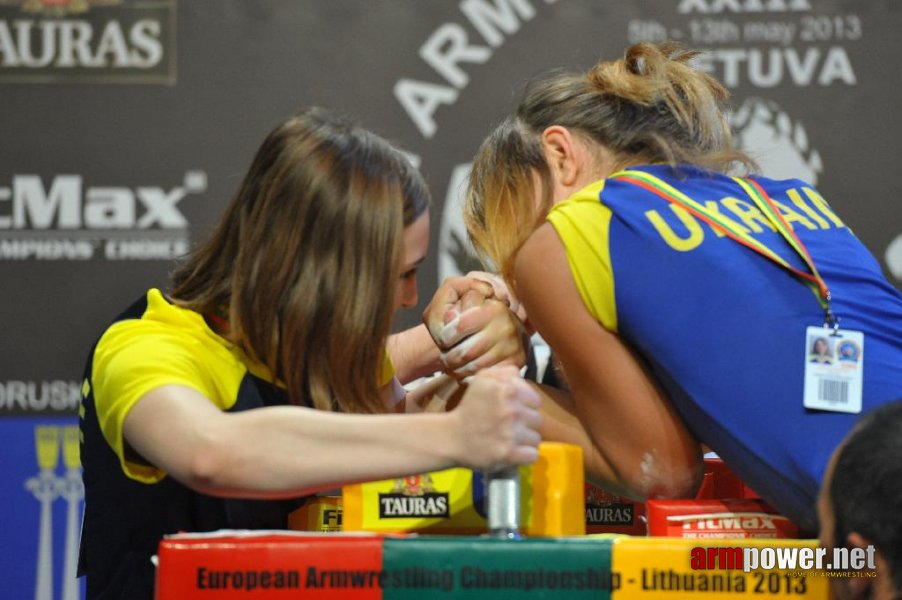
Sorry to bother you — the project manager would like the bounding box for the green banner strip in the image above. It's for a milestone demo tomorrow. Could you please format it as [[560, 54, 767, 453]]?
[[382, 536, 615, 599]]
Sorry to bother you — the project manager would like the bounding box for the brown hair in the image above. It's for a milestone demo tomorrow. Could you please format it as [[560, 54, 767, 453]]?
[[829, 400, 902, 593], [465, 42, 755, 280], [170, 107, 429, 413]]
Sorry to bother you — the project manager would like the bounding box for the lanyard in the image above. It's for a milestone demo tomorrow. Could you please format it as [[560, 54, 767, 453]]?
[[610, 169, 837, 328]]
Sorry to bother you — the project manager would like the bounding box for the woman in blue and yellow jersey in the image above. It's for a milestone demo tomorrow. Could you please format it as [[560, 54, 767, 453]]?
[[78, 107, 541, 600], [464, 42, 902, 535]]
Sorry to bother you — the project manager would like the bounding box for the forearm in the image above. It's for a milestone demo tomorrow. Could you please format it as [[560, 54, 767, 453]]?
[[566, 359, 703, 500], [513, 225, 703, 499], [403, 374, 465, 413], [533, 380, 702, 500], [126, 370, 542, 501], [388, 324, 442, 383], [197, 407, 462, 498], [124, 385, 462, 499], [531, 382, 638, 498]]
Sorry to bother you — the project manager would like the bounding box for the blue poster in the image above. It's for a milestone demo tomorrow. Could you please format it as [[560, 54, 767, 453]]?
[[0, 418, 86, 600]]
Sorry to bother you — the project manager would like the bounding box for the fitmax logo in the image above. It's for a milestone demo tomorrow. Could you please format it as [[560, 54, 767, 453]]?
[[0, 171, 205, 260], [0, 171, 205, 230]]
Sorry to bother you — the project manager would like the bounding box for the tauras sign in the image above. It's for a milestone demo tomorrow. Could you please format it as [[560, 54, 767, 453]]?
[[0, 0, 175, 83]]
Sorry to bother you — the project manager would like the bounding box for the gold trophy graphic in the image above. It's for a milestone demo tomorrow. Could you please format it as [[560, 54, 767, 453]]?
[[25, 425, 84, 600], [60, 426, 84, 600], [26, 426, 61, 600]]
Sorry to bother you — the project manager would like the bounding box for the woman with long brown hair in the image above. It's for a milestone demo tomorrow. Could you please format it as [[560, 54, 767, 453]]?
[[78, 107, 540, 599]]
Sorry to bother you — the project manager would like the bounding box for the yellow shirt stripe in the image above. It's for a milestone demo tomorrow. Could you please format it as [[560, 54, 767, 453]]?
[[546, 180, 618, 332]]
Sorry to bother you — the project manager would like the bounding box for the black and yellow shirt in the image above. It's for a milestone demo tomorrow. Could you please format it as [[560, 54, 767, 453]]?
[[78, 288, 394, 599]]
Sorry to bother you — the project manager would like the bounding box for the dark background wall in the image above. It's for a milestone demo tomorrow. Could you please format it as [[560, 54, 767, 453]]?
[[1, 1, 899, 597]]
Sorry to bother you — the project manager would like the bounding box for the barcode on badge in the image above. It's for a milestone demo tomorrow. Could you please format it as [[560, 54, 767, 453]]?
[[818, 379, 849, 404]]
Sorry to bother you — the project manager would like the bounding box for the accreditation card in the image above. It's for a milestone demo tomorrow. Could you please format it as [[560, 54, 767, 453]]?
[[803, 326, 863, 414]]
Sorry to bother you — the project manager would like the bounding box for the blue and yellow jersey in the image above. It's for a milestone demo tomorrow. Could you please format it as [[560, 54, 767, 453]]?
[[548, 164, 902, 531]]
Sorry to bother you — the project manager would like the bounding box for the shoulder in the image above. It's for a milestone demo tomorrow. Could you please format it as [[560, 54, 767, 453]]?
[[548, 180, 608, 222], [546, 180, 612, 253], [98, 292, 194, 357], [515, 222, 567, 281], [91, 290, 248, 436], [743, 173, 815, 194], [94, 288, 238, 383]]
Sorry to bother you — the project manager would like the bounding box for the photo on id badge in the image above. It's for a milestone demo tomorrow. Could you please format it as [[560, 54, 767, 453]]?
[[803, 326, 864, 414], [807, 335, 834, 365]]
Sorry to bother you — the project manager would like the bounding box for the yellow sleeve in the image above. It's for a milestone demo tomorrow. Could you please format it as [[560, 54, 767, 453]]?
[[91, 316, 240, 483], [378, 349, 396, 388], [546, 180, 618, 333]]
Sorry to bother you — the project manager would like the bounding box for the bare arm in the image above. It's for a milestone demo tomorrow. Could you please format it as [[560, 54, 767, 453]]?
[[122, 365, 541, 499], [514, 222, 703, 499], [387, 324, 443, 383], [402, 372, 466, 414]]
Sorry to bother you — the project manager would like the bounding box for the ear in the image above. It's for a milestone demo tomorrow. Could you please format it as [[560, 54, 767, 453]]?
[[844, 532, 880, 599], [845, 531, 875, 567], [540, 126, 583, 187]]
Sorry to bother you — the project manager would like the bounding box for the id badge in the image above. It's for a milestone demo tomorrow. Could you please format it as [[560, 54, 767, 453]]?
[[803, 326, 864, 414]]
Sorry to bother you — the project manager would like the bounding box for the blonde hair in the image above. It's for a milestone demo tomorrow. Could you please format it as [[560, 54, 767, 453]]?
[[465, 42, 755, 280], [170, 107, 429, 413]]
